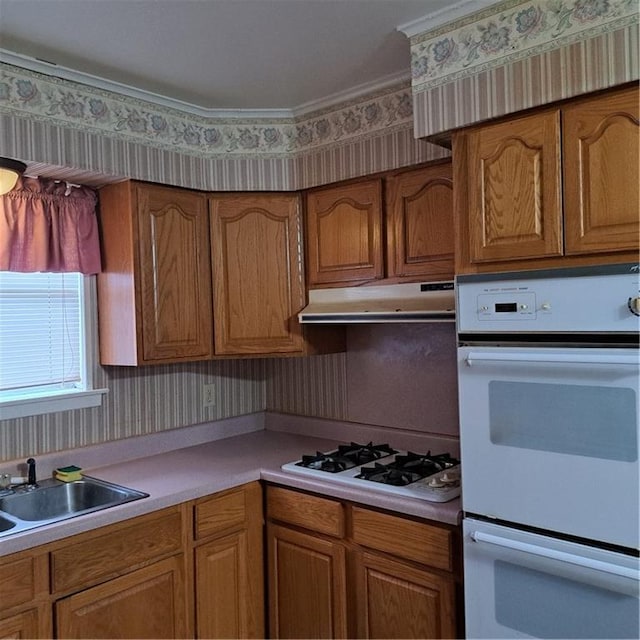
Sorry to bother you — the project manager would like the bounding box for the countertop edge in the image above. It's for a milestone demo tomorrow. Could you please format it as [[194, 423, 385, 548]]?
[[0, 429, 462, 556]]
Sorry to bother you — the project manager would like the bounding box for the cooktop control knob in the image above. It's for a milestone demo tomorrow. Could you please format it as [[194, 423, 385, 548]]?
[[628, 297, 640, 316], [541, 302, 551, 311]]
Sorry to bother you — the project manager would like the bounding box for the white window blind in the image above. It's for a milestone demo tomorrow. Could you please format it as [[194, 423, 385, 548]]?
[[0, 272, 85, 399]]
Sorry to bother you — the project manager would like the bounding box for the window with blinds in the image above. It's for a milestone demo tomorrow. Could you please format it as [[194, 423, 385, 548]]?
[[0, 272, 86, 401]]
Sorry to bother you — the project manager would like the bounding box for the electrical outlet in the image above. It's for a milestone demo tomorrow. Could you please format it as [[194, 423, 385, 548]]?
[[203, 383, 216, 408]]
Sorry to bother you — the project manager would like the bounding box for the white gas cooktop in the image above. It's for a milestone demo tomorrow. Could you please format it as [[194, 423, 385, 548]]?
[[281, 443, 461, 503]]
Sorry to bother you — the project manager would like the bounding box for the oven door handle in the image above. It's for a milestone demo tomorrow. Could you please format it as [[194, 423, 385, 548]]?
[[464, 352, 639, 366], [470, 531, 640, 580]]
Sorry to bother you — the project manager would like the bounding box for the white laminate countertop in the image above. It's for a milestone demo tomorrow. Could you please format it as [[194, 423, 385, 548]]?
[[0, 429, 462, 557]]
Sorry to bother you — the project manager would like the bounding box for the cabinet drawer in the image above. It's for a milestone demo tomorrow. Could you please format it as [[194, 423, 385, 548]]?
[[351, 506, 452, 571], [0, 552, 43, 610], [267, 486, 344, 538], [51, 507, 183, 593], [195, 486, 247, 539]]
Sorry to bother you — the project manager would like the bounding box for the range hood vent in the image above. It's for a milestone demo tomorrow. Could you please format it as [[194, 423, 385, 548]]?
[[299, 281, 455, 324]]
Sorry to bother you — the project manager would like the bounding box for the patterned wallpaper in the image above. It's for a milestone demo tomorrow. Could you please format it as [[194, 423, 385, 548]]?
[[0, 283, 270, 462], [408, 0, 639, 137], [0, 65, 447, 191]]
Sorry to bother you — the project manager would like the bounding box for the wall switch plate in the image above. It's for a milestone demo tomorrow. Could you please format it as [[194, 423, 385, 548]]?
[[203, 383, 216, 408]]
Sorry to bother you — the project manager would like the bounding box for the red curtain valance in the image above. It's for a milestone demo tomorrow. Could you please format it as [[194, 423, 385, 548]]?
[[0, 176, 101, 274]]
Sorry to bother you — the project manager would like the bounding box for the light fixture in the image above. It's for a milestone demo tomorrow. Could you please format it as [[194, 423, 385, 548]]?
[[0, 157, 27, 195]]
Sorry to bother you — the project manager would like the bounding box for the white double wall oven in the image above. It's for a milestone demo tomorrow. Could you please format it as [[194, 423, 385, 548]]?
[[456, 264, 640, 639]]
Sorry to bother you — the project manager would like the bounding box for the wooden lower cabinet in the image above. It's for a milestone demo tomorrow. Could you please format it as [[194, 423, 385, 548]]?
[[355, 552, 456, 639], [55, 556, 186, 639], [192, 482, 264, 639], [0, 482, 263, 640], [267, 523, 348, 639], [266, 485, 461, 639], [0, 547, 50, 639], [0, 608, 41, 639]]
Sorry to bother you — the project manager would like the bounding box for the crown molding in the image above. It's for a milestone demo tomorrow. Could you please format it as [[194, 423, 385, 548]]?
[[397, 0, 502, 38], [0, 48, 410, 121], [0, 49, 294, 119]]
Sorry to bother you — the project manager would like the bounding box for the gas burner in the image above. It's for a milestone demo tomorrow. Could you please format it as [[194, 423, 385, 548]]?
[[295, 442, 397, 473], [336, 442, 397, 465], [297, 452, 354, 473], [356, 462, 422, 486], [391, 451, 460, 477]]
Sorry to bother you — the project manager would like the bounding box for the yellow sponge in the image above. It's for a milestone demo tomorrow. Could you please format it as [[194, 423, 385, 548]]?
[[55, 465, 83, 482]]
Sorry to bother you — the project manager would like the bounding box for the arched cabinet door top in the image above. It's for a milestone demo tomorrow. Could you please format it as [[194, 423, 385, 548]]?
[[562, 87, 639, 255]]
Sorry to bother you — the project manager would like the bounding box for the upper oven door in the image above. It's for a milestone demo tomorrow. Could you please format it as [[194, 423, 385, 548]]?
[[458, 345, 639, 549]]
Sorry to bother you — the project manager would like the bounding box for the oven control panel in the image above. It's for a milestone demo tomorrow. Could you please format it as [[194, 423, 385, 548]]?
[[456, 264, 640, 334], [477, 292, 538, 320]]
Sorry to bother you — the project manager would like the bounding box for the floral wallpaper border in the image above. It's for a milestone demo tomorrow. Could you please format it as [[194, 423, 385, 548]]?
[[410, 0, 639, 92], [0, 62, 415, 159]]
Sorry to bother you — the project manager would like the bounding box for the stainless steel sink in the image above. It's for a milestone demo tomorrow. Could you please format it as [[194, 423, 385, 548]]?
[[0, 476, 148, 538]]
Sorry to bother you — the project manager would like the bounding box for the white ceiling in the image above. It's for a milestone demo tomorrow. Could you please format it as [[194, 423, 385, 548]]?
[[0, 0, 486, 114]]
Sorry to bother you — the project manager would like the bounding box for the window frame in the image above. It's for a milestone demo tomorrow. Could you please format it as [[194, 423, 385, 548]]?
[[0, 275, 108, 420]]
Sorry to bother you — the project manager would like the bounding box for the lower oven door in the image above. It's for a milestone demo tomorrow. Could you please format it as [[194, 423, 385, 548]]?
[[464, 518, 640, 639], [458, 345, 639, 549]]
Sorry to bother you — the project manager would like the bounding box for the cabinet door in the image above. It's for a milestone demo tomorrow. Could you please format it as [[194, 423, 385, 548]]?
[[467, 111, 562, 263], [0, 609, 40, 639], [306, 179, 383, 286], [136, 184, 213, 362], [195, 531, 251, 639], [563, 86, 639, 255], [267, 522, 348, 639], [55, 556, 186, 639], [355, 552, 456, 639], [210, 194, 305, 355], [386, 163, 454, 281]]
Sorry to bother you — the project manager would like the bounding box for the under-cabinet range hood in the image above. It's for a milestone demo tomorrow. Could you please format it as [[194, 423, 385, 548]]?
[[298, 281, 455, 324]]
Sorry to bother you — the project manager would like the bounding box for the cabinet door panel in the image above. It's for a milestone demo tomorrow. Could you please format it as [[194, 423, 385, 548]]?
[[268, 523, 347, 639], [563, 87, 639, 255], [136, 184, 212, 361], [0, 609, 39, 639], [196, 532, 249, 639], [387, 163, 454, 280], [356, 552, 456, 639], [306, 180, 383, 286], [55, 556, 186, 639], [467, 111, 562, 263], [210, 194, 305, 355]]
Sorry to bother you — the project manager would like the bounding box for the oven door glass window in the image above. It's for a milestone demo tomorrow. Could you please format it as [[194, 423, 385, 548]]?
[[489, 381, 637, 461], [494, 560, 638, 639]]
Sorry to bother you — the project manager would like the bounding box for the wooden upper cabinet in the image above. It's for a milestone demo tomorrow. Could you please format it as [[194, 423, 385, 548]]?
[[455, 85, 639, 274], [562, 86, 639, 255], [386, 163, 454, 280], [306, 179, 384, 286], [466, 110, 563, 263], [98, 181, 213, 365], [209, 193, 305, 355]]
